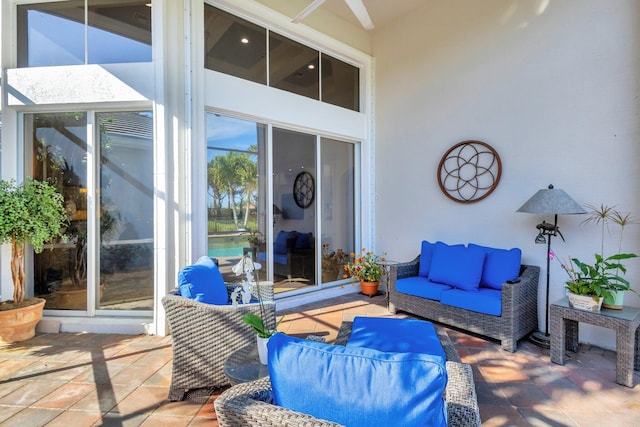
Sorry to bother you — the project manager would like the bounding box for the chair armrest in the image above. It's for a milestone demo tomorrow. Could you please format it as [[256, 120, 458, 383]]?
[[445, 362, 482, 427], [214, 377, 343, 426]]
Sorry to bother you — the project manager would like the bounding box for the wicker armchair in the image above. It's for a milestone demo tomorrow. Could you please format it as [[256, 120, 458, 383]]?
[[389, 256, 540, 352], [162, 281, 275, 402], [214, 321, 481, 427]]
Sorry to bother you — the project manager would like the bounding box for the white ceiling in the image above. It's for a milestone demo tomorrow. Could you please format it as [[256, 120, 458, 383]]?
[[319, 0, 425, 29]]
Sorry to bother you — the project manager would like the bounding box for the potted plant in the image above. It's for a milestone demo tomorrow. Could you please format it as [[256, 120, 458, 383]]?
[[321, 244, 349, 283], [343, 248, 385, 296], [559, 252, 637, 312], [581, 204, 639, 308], [0, 178, 68, 343]]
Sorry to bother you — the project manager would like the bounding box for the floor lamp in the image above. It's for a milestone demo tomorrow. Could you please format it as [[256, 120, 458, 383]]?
[[516, 184, 586, 348]]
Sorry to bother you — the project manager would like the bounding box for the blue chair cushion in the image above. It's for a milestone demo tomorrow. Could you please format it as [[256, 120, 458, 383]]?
[[429, 242, 485, 291], [468, 243, 522, 290], [177, 256, 228, 304], [268, 333, 447, 427], [346, 316, 446, 360], [440, 287, 502, 316], [396, 276, 452, 301]]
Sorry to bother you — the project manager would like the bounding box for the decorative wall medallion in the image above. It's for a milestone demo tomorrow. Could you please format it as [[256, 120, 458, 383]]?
[[293, 171, 315, 208], [437, 140, 502, 203]]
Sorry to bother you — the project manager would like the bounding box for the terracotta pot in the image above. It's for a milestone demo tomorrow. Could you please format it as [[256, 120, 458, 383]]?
[[359, 281, 380, 296], [0, 298, 46, 343]]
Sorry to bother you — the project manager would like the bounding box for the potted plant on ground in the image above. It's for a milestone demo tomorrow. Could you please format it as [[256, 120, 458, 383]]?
[[343, 248, 385, 296], [581, 203, 638, 308], [0, 178, 68, 343]]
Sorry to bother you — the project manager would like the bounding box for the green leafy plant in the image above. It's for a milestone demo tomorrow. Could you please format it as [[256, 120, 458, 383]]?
[[343, 248, 385, 283], [0, 179, 68, 305]]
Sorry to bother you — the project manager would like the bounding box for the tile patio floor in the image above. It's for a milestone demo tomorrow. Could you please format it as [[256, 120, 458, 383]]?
[[1, 292, 639, 426]]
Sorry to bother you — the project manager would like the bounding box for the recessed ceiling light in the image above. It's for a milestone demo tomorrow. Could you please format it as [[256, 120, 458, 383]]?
[[241, 37, 249, 44], [308, 64, 315, 69]]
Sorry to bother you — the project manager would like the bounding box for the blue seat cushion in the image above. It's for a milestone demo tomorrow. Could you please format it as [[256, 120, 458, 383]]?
[[346, 316, 446, 360], [440, 287, 502, 316], [396, 276, 452, 301], [468, 243, 522, 290], [257, 252, 288, 265], [177, 256, 228, 305], [429, 242, 485, 291], [274, 230, 295, 254], [268, 333, 447, 427]]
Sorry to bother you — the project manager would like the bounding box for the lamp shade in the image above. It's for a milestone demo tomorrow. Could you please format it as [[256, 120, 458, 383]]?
[[516, 184, 587, 215]]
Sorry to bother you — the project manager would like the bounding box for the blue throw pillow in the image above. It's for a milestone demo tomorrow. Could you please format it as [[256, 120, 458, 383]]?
[[177, 256, 228, 304], [418, 240, 435, 277], [469, 244, 522, 290], [429, 242, 485, 291], [274, 231, 293, 254], [346, 316, 446, 360], [268, 333, 447, 427], [295, 232, 313, 249]]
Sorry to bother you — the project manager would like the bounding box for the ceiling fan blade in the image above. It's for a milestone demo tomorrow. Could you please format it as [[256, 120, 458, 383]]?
[[344, 0, 374, 30], [292, 0, 327, 24]]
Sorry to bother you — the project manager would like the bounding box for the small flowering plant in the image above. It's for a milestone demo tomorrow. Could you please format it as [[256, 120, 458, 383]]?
[[343, 248, 386, 283], [550, 250, 637, 300]]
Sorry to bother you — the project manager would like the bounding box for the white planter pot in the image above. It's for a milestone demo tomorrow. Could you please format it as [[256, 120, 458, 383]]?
[[257, 334, 270, 365], [568, 292, 603, 312]]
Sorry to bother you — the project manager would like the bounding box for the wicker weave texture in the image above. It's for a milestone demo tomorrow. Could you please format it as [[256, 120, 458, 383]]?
[[162, 283, 275, 401], [388, 257, 540, 352], [214, 321, 481, 427], [550, 301, 640, 387]]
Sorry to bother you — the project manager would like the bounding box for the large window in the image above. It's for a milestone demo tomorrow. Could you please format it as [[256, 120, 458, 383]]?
[[29, 111, 154, 312], [204, 4, 360, 112], [17, 1, 152, 67]]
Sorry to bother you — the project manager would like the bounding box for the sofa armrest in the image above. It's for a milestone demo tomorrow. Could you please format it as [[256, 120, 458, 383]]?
[[501, 264, 540, 308]]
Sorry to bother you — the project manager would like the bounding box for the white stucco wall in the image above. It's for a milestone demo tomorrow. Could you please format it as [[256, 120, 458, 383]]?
[[374, 0, 640, 350]]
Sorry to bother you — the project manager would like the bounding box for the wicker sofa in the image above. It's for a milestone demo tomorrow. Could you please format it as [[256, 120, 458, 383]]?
[[388, 255, 540, 352], [214, 321, 481, 427], [161, 281, 275, 402]]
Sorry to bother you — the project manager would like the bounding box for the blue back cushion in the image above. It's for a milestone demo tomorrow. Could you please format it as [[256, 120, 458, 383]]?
[[268, 333, 447, 427], [295, 232, 313, 249], [177, 256, 228, 304], [418, 240, 435, 277], [429, 242, 485, 291], [274, 230, 294, 254], [346, 316, 446, 360], [469, 244, 522, 290]]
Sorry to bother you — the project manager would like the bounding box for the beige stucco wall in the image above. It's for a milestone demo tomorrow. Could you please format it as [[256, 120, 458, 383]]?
[[373, 0, 640, 349]]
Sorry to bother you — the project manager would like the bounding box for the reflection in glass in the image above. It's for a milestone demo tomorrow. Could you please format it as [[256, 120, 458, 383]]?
[[272, 128, 317, 290], [17, 1, 151, 67], [270, 33, 319, 100], [31, 112, 89, 310], [98, 112, 154, 310], [321, 55, 360, 111], [204, 5, 267, 85], [321, 138, 355, 283], [206, 113, 266, 283]]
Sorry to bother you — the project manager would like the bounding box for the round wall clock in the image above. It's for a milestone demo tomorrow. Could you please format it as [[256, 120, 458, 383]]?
[[293, 171, 315, 208], [437, 140, 502, 204]]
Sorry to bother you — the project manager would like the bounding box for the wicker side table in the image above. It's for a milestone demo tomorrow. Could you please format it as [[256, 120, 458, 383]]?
[[550, 297, 640, 387]]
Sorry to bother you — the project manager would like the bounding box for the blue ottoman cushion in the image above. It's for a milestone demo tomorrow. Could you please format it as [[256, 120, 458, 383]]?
[[268, 333, 447, 427]]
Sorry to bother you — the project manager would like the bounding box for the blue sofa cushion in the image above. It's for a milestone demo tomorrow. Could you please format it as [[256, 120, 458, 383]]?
[[429, 243, 486, 291], [396, 276, 452, 301], [268, 333, 447, 427], [295, 232, 313, 249], [274, 230, 294, 254], [177, 256, 227, 304], [346, 316, 446, 360], [468, 243, 522, 290], [418, 240, 436, 277], [440, 287, 502, 316]]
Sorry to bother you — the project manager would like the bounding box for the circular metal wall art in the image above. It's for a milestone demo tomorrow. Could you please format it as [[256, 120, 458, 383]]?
[[293, 171, 315, 208], [437, 140, 502, 203]]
